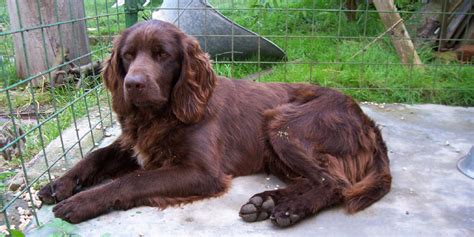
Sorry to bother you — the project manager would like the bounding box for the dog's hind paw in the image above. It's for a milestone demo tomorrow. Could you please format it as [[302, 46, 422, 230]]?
[[269, 201, 306, 227]]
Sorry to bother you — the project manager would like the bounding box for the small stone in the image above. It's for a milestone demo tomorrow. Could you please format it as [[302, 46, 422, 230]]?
[[285, 211, 290, 216], [17, 207, 26, 215], [400, 116, 405, 120], [94, 143, 99, 146], [24, 194, 31, 201], [20, 216, 28, 223], [8, 180, 23, 192], [445, 141, 450, 146], [33, 200, 42, 208], [455, 148, 461, 153], [62, 168, 67, 171], [402, 167, 407, 171], [405, 211, 409, 215], [19, 221, 29, 231], [265, 185, 270, 189], [275, 184, 280, 188], [265, 177, 271, 181]]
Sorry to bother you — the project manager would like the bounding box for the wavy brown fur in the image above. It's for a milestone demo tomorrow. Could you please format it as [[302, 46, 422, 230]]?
[[38, 20, 391, 226]]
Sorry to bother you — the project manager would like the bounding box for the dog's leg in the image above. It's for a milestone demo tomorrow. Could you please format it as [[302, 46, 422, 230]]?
[[38, 140, 139, 204], [240, 133, 344, 227], [240, 105, 350, 227], [240, 178, 342, 227], [269, 179, 342, 227], [51, 165, 231, 223], [242, 98, 391, 227]]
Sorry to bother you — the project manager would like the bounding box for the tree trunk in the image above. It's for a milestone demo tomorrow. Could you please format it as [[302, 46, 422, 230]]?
[[373, 0, 423, 65], [7, 0, 90, 86]]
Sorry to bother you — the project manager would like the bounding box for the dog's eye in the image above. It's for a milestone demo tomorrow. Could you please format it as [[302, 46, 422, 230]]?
[[153, 48, 168, 59], [158, 51, 168, 58], [123, 52, 134, 61]]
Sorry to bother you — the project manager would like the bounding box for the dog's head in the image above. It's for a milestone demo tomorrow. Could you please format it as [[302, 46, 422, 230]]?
[[102, 20, 216, 124]]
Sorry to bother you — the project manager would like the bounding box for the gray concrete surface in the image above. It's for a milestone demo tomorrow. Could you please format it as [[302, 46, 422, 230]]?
[[27, 103, 474, 237], [7, 106, 113, 192]]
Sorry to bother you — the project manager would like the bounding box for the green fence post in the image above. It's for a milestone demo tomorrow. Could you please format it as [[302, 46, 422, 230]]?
[[125, 0, 144, 27]]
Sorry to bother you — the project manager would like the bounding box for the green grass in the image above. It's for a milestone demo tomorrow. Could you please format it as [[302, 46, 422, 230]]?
[[1, 84, 109, 167], [0, 0, 117, 166], [210, 0, 474, 105]]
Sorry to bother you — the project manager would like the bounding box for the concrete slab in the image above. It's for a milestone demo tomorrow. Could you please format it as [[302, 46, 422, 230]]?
[[27, 104, 474, 237]]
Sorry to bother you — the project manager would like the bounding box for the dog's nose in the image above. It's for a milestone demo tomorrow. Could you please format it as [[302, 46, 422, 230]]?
[[125, 75, 146, 91]]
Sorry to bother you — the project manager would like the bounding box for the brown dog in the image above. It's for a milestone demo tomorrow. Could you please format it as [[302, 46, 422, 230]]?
[[38, 20, 391, 227]]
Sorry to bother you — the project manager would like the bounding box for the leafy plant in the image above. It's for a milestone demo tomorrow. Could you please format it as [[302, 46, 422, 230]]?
[[8, 229, 25, 237], [42, 218, 79, 237], [0, 171, 14, 193]]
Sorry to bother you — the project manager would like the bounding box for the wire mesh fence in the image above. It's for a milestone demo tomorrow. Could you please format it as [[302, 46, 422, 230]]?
[[0, 0, 125, 233], [0, 0, 472, 234]]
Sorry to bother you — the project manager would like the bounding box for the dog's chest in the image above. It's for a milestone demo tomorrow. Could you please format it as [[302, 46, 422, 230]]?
[[132, 145, 179, 169], [126, 119, 183, 169], [132, 146, 149, 168]]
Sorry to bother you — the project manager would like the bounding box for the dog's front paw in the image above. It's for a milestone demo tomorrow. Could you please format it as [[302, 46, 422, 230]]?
[[53, 191, 107, 223], [38, 177, 78, 205]]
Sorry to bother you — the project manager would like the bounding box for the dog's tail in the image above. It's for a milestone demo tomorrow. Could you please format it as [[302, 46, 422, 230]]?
[[341, 129, 392, 213]]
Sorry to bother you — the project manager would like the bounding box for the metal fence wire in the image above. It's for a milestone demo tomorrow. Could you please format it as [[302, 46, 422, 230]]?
[[0, 0, 472, 234]]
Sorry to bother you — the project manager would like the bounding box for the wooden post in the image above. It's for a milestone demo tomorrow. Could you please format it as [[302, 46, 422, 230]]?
[[373, 0, 423, 65], [7, 0, 91, 86], [345, 0, 358, 22]]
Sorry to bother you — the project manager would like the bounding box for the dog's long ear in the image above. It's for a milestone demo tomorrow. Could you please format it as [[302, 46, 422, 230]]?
[[102, 36, 130, 115], [172, 36, 217, 124]]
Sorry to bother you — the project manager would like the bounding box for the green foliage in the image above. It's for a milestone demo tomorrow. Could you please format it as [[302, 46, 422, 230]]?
[[248, 0, 281, 8], [8, 229, 25, 237], [0, 171, 14, 198], [2, 83, 109, 166], [43, 218, 78, 237], [210, 0, 473, 106]]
